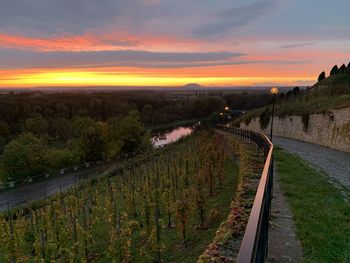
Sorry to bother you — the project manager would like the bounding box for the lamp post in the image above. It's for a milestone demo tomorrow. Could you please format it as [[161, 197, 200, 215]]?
[[270, 87, 279, 141]]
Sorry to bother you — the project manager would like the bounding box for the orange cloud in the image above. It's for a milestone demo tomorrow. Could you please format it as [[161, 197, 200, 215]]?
[[0, 32, 201, 52]]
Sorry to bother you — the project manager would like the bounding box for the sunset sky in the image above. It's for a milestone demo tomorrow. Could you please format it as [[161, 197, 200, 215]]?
[[1, 0, 349, 88]]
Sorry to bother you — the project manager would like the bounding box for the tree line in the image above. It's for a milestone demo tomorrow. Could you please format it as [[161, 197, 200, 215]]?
[[0, 92, 228, 183], [318, 62, 350, 82]]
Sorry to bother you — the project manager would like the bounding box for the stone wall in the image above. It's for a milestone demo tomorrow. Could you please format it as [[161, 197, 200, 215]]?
[[240, 107, 350, 153]]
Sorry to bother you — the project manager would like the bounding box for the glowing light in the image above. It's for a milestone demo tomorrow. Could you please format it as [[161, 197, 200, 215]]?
[[0, 68, 316, 88], [271, 87, 279, 94]]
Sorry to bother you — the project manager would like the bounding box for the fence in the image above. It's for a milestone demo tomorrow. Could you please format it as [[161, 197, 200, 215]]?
[[219, 125, 274, 263]]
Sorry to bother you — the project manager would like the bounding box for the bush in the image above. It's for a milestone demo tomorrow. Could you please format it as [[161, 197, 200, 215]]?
[[208, 208, 220, 225], [318, 71, 326, 82], [302, 114, 310, 132], [259, 108, 271, 130]]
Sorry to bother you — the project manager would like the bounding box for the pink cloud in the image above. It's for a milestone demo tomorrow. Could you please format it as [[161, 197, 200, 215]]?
[[0, 31, 202, 52]]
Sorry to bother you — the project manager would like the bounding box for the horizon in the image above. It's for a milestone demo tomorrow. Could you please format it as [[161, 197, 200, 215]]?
[[0, 0, 349, 88], [0, 84, 302, 92]]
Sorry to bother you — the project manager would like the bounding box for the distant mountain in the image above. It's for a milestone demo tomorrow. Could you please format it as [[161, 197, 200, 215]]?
[[182, 83, 204, 90]]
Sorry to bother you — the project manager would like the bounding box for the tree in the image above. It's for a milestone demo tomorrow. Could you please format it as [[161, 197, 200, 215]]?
[[44, 148, 78, 170], [72, 117, 105, 161], [51, 118, 72, 140], [141, 105, 153, 124], [192, 97, 225, 117], [25, 117, 49, 136], [117, 110, 151, 154], [339, 64, 347, 73], [330, 65, 339, 76], [102, 118, 125, 160], [0, 133, 47, 180], [292, 87, 300, 97], [0, 168, 9, 183], [278, 92, 285, 101], [318, 71, 326, 82]]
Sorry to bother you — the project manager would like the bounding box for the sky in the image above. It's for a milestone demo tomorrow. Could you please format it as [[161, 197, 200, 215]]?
[[0, 0, 349, 88]]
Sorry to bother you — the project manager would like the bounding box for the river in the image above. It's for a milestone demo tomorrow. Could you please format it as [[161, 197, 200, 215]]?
[[151, 125, 195, 148]]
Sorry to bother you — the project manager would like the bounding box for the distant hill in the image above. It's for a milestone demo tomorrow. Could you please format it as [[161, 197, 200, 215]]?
[[182, 83, 204, 90]]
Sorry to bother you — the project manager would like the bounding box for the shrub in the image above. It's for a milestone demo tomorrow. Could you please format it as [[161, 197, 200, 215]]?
[[318, 71, 326, 82], [330, 65, 339, 76], [302, 114, 310, 132], [208, 208, 220, 225], [259, 108, 271, 130]]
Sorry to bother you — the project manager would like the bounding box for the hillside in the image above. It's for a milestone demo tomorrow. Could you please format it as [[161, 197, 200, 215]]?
[[233, 62, 350, 126], [311, 73, 350, 97]]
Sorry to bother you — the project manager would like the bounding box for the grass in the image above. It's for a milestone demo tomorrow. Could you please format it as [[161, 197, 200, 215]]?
[[275, 147, 350, 263], [234, 94, 350, 127], [315, 73, 350, 96]]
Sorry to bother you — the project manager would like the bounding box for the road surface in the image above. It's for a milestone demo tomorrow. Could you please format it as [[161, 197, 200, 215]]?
[[0, 163, 116, 211], [273, 136, 350, 189]]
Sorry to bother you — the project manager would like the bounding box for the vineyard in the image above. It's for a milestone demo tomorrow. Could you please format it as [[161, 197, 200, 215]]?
[[0, 130, 240, 262]]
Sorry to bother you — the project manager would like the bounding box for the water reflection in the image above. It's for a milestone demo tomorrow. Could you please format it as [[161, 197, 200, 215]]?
[[152, 126, 194, 148]]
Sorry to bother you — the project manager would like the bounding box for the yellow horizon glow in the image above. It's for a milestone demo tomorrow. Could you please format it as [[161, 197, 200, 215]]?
[[0, 70, 315, 87]]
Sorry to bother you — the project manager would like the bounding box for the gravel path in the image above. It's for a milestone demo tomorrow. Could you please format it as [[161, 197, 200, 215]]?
[[273, 136, 350, 189]]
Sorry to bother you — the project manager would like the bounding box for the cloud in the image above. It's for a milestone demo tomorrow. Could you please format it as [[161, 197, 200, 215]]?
[[280, 42, 314, 49], [253, 79, 315, 87], [0, 47, 309, 70], [0, 0, 165, 36], [0, 32, 201, 52], [0, 49, 245, 69], [193, 0, 278, 37]]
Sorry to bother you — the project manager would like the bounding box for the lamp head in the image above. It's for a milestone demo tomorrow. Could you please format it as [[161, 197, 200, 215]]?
[[271, 87, 279, 94]]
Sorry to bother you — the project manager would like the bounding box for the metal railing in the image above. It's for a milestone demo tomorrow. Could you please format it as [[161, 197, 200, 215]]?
[[0, 160, 111, 192], [220, 125, 274, 263]]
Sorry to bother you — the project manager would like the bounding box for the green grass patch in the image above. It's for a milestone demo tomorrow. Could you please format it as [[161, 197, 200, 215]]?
[[234, 94, 350, 127], [275, 148, 350, 263]]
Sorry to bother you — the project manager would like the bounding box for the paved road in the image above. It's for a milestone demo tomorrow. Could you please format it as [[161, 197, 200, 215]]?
[[0, 163, 116, 211], [273, 136, 350, 189]]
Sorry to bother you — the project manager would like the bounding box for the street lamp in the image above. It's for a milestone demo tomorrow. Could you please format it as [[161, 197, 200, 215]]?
[[270, 87, 279, 141], [225, 106, 229, 111]]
